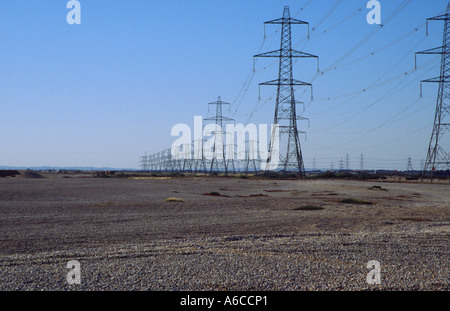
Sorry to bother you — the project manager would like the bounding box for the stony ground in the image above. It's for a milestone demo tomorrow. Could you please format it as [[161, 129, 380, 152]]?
[[0, 174, 448, 290]]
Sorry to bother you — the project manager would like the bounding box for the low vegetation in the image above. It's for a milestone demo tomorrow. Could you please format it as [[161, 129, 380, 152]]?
[[292, 205, 324, 211], [339, 198, 374, 205]]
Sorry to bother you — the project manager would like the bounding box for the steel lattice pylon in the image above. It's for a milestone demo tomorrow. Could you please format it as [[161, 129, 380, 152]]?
[[204, 96, 234, 175], [254, 6, 318, 176], [416, 2, 450, 180]]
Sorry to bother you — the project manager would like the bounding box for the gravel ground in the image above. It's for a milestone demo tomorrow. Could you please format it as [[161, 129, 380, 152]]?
[[0, 175, 448, 291], [0, 231, 448, 291]]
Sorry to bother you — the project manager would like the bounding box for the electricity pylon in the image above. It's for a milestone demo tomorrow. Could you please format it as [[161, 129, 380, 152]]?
[[416, 2, 450, 180], [245, 139, 259, 175], [254, 6, 319, 176], [360, 153, 364, 171], [407, 156, 413, 172], [193, 138, 208, 174], [204, 96, 234, 175], [225, 143, 237, 175], [140, 153, 148, 171]]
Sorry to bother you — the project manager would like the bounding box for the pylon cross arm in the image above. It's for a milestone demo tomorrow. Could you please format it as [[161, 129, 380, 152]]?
[[421, 76, 450, 83], [204, 116, 234, 122], [254, 49, 318, 59], [264, 17, 308, 25], [416, 46, 446, 55], [427, 13, 450, 21], [259, 79, 312, 86]]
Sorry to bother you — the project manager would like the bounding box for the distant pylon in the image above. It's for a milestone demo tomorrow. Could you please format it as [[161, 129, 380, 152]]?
[[140, 152, 148, 171], [407, 156, 413, 172], [338, 158, 344, 170], [204, 96, 234, 175], [163, 149, 172, 172], [416, 2, 450, 180], [245, 139, 259, 175], [226, 143, 237, 175], [182, 142, 193, 173], [360, 153, 364, 171], [193, 139, 207, 174], [254, 6, 319, 176]]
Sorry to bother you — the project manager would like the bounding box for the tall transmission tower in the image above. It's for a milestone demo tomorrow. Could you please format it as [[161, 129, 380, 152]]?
[[204, 96, 234, 175], [254, 6, 319, 176], [416, 2, 450, 179]]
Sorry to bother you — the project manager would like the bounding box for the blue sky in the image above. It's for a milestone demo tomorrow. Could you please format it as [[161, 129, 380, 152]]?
[[0, 0, 448, 170]]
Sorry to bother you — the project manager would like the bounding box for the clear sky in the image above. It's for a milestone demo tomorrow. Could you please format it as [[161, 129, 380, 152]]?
[[0, 0, 448, 170]]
